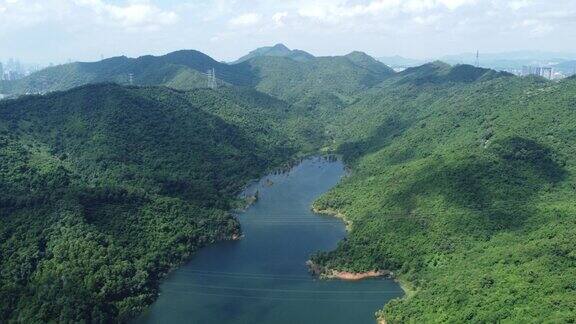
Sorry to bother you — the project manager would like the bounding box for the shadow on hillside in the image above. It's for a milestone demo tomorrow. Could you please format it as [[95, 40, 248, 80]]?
[[396, 63, 510, 87], [390, 137, 567, 232], [337, 116, 413, 163]]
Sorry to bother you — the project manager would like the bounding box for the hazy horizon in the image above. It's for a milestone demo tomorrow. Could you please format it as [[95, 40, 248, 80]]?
[[1, 0, 575, 65]]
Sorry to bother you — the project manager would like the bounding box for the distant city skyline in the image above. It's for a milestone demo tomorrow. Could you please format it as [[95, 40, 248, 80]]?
[[1, 0, 575, 64]]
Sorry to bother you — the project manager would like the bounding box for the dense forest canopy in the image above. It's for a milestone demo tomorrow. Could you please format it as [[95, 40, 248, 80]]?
[[0, 83, 309, 321], [1, 48, 575, 322], [314, 69, 576, 322]]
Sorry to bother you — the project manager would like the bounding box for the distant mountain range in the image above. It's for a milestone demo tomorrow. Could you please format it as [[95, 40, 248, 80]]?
[[440, 51, 575, 72], [442, 50, 576, 64], [4, 47, 574, 99], [378, 51, 576, 74], [0, 45, 394, 112], [377, 55, 426, 68], [0, 50, 255, 95], [553, 60, 576, 74], [233, 43, 315, 63]]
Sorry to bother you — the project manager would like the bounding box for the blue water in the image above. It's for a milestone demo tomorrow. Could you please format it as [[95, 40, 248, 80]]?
[[139, 157, 403, 324]]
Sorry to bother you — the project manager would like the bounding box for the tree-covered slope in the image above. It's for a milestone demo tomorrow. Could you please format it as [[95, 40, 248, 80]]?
[[246, 53, 394, 117], [183, 86, 324, 152], [0, 50, 256, 95], [3, 54, 575, 324], [1, 48, 394, 110], [313, 68, 576, 322], [325, 63, 515, 157], [0, 83, 305, 322]]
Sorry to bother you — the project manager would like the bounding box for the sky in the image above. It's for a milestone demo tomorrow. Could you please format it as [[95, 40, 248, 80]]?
[[1, 0, 575, 65]]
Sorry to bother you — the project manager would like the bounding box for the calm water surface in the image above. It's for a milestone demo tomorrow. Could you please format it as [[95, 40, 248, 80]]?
[[139, 157, 403, 324]]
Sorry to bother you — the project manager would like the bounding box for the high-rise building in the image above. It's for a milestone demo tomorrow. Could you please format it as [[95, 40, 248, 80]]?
[[522, 65, 555, 80], [522, 66, 533, 76], [541, 67, 553, 80], [8, 70, 22, 81], [0, 62, 3, 80]]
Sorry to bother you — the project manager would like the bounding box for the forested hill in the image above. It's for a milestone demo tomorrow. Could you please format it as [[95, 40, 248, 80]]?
[[246, 52, 394, 116], [0, 50, 256, 95], [0, 83, 309, 322], [391, 61, 513, 85], [0, 48, 395, 107], [2, 51, 576, 323], [313, 71, 576, 322], [325, 62, 517, 158]]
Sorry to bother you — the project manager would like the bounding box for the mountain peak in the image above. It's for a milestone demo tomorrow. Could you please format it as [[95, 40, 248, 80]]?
[[271, 43, 290, 51], [345, 51, 370, 57], [397, 61, 512, 86], [343, 51, 395, 75], [233, 44, 315, 64]]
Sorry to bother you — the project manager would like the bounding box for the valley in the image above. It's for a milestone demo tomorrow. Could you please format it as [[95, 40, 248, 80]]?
[[1, 46, 575, 323], [138, 157, 403, 324]]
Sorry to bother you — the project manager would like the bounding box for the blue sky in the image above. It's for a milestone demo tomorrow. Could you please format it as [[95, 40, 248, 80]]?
[[1, 0, 575, 64]]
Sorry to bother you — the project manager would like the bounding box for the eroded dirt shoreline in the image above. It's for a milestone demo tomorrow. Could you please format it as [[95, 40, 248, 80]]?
[[306, 260, 392, 281], [310, 205, 411, 324]]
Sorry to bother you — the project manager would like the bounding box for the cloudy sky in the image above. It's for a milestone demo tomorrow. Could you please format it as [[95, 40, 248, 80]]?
[[1, 0, 575, 64]]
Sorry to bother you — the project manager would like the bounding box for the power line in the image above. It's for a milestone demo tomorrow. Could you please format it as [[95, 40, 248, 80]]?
[[162, 282, 398, 294], [174, 271, 324, 282], [177, 269, 314, 279], [159, 289, 400, 302]]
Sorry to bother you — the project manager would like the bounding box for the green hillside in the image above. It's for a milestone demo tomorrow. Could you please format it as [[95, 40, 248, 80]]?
[[2, 52, 576, 323], [1, 49, 394, 112], [246, 54, 394, 117], [0, 83, 308, 322], [183, 86, 324, 152], [0, 51, 256, 95], [312, 66, 576, 322]]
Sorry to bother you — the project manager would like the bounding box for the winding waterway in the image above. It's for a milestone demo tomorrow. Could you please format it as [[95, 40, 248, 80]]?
[[139, 157, 403, 323]]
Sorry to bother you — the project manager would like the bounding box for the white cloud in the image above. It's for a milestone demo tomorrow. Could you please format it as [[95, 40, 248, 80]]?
[[74, 0, 178, 29], [297, 0, 477, 22], [0, 0, 179, 33], [403, 0, 436, 13], [229, 12, 261, 27], [508, 0, 533, 11], [404, 0, 477, 13], [0, 0, 56, 32], [2, 0, 576, 64], [516, 18, 554, 36], [272, 11, 288, 27], [436, 0, 476, 11], [297, 0, 399, 21], [413, 14, 443, 25]]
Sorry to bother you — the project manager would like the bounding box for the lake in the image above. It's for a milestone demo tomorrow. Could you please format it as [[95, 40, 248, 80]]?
[[138, 157, 403, 324]]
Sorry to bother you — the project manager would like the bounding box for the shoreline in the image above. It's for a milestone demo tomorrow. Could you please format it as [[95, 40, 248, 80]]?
[[310, 205, 415, 324], [375, 278, 417, 324], [311, 206, 353, 231], [306, 260, 392, 281]]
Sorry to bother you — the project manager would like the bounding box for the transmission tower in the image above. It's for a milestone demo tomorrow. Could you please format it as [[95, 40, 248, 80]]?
[[475, 50, 480, 67], [128, 73, 134, 85], [205, 68, 217, 89]]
